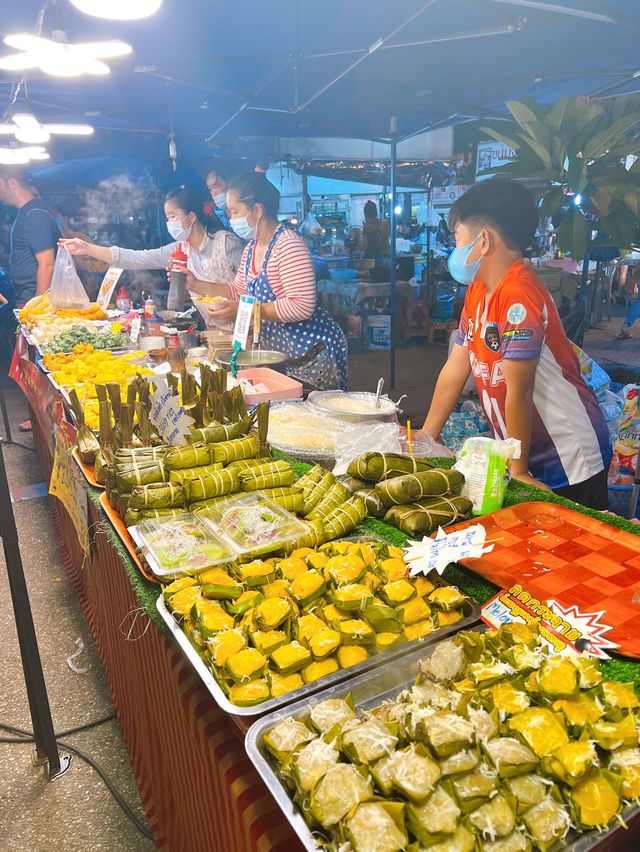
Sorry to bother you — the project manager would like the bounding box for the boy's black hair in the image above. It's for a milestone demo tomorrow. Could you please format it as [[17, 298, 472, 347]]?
[[449, 177, 539, 254]]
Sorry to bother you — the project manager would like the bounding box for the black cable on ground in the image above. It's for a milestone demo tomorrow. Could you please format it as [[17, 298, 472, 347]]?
[[0, 718, 153, 842]]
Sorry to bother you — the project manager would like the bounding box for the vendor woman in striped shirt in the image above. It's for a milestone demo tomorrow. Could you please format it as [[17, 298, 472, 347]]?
[[191, 172, 348, 390]]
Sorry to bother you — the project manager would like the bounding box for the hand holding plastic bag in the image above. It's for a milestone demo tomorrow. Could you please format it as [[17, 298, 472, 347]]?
[[50, 248, 90, 309]]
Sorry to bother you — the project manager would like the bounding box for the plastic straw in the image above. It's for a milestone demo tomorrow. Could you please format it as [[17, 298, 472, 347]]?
[[407, 420, 413, 455]]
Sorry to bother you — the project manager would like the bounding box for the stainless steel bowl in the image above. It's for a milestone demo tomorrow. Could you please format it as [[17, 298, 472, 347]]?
[[215, 349, 289, 369]]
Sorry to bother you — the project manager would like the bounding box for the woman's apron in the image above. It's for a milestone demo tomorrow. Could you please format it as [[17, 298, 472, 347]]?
[[244, 226, 348, 391]]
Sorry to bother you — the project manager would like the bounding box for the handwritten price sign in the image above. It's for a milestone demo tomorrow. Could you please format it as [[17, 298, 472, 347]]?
[[149, 378, 194, 446]]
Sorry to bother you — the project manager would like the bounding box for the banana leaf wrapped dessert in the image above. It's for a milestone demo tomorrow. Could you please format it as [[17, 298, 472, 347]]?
[[354, 487, 387, 519], [227, 458, 273, 473], [323, 496, 367, 541], [164, 442, 211, 470], [115, 459, 167, 492], [169, 463, 223, 484], [307, 481, 351, 521], [261, 486, 305, 514], [340, 802, 407, 852], [187, 417, 252, 445], [189, 496, 234, 514], [114, 446, 166, 463], [124, 507, 186, 527], [129, 481, 185, 509], [348, 452, 433, 482], [376, 469, 464, 507], [185, 468, 240, 503], [68, 389, 100, 465], [337, 474, 370, 494], [309, 764, 372, 829], [210, 434, 259, 465], [297, 465, 335, 516], [238, 460, 295, 491], [384, 495, 472, 537], [280, 519, 325, 554]]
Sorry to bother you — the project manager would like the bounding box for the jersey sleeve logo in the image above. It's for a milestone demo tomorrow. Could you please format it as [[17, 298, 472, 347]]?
[[506, 303, 527, 325]]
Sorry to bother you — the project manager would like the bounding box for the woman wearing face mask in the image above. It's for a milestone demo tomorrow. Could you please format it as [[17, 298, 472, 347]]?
[[193, 172, 348, 390], [59, 185, 245, 302]]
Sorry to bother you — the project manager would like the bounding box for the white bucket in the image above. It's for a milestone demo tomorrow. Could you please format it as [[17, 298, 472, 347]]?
[[367, 314, 391, 350]]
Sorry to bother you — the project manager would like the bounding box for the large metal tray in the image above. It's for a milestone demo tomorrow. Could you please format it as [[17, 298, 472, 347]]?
[[246, 631, 640, 852], [155, 572, 480, 717]]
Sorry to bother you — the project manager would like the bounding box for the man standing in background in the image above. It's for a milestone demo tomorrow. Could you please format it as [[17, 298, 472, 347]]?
[[0, 166, 61, 431]]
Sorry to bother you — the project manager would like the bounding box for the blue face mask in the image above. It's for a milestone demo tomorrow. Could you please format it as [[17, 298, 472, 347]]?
[[447, 234, 482, 285], [230, 215, 256, 241], [213, 192, 227, 211]]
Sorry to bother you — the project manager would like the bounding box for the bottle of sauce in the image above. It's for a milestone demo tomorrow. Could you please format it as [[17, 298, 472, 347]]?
[[116, 286, 131, 312], [144, 292, 155, 318], [168, 247, 188, 312]]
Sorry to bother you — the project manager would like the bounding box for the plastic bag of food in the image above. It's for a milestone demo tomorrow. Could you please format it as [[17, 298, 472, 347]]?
[[453, 436, 521, 515], [50, 248, 90, 309], [333, 422, 402, 475], [608, 384, 640, 486]]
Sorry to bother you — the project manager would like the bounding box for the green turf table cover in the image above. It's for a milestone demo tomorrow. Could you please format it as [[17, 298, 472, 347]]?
[[89, 452, 640, 686]]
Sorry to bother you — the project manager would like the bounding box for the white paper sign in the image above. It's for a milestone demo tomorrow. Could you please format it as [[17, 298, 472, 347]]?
[[405, 524, 494, 576], [129, 316, 142, 343], [96, 267, 124, 309], [233, 294, 255, 350], [149, 377, 194, 446]]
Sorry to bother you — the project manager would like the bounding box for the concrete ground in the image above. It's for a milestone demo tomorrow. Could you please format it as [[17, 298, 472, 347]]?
[[0, 302, 635, 852], [0, 364, 153, 852]]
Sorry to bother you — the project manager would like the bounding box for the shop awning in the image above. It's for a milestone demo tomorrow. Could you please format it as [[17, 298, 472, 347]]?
[[1, 1, 639, 163]]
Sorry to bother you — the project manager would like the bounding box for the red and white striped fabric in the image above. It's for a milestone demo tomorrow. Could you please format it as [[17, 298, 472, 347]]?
[[228, 228, 316, 323]]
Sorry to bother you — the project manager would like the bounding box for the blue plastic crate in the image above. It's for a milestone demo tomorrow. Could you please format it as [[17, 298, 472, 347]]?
[[608, 483, 640, 520]]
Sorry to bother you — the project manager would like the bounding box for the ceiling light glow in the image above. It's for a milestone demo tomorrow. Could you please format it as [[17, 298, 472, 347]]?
[[69, 0, 162, 20], [0, 33, 131, 78]]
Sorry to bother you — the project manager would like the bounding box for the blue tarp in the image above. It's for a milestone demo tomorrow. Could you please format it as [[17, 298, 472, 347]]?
[[1, 1, 639, 161]]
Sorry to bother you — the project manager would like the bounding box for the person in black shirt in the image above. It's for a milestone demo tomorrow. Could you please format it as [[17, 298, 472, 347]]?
[[0, 166, 61, 431], [0, 166, 61, 307]]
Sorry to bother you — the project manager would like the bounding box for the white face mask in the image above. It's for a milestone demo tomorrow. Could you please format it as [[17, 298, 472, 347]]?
[[167, 217, 192, 241], [213, 192, 227, 211]]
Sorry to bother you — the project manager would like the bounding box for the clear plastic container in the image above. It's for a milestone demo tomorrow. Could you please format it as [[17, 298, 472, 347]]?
[[199, 492, 308, 559], [129, 512, 232, 579]]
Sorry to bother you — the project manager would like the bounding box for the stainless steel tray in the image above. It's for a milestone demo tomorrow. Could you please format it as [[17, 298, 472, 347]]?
[[246, 631, 640, 852], [156, 572, 480, 717]]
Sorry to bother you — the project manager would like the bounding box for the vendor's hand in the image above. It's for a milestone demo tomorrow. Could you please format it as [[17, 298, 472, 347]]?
[[207, 300, 238, 322], [0, 292, 7, 305], [513, 471, 551, 491], [184, 269, 199, 291], [59, 237, 90, 256]]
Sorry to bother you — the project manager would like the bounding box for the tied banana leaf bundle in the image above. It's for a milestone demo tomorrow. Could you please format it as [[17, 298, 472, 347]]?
[[384, 495, 473, 537], [119, 402, 135, 449], [169, 463, 223, 484], [165, 443, 211, 471], [337, 475, 370, 494], [94, 397, 115, 486], [124, 507, 187, 528], [187, 417, 252, 445], [68, 389, 100, 465], [376, 469, 464, 507], [354, 487, 387, 520], [262, 486, 305, 514], [254, 401, 271, 458], [185, 468, 240, 503], [129, 481, 185, 510], [323, 497, 367, 542], [239, 460, 295, 492], [226, 458, 273, 473], [347, 452, 433, 482], [115, 459, 167, 492], [189, 496, 232, 514], [307, 482, 351, 521], [210, 434, 260, 465], [114, 446, 166, 464], [281, 519, 326, 554], [298, 466, 336, 516]]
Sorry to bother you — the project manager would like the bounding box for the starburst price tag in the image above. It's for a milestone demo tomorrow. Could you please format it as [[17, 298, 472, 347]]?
[[405, 524, 495, 576]]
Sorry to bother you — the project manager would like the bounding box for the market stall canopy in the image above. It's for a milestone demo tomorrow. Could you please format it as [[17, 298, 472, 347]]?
[[1, 0, 640, 162]]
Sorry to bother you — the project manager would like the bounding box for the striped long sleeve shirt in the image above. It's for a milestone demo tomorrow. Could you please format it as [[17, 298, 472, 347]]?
[[227, 228, 316, 323]]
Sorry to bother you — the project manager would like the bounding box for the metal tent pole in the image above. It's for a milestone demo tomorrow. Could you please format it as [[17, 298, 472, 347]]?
[[0, 439, 70, 779], [389, 116, 398, 390]]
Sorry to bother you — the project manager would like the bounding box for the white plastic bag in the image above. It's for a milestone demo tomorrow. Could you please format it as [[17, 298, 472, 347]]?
[[299, 212, 322, 237], [333, 422, 402, 475], [50, 248, 90, 309]]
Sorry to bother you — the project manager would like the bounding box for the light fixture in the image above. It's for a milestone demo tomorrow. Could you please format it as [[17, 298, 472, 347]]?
[[574, 194, 583, 206], [394, 204, 403, 215], [0, 146, 49, 165], [69, 0, 162, 20], [0, 114, 94, 144], [0, 33, 131, 77]]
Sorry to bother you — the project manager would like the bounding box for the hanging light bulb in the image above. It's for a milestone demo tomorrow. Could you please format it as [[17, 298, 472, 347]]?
[[69, 0, 162, 20], [0, 33, 131, 77]]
